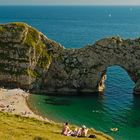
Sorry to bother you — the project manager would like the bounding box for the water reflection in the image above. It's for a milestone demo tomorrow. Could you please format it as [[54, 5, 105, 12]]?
[[128, 96, 140, 128], [44, 97, 72, 106]]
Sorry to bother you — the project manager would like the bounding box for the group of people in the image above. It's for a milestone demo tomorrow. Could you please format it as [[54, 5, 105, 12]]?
[[61, 122, 89, 137]]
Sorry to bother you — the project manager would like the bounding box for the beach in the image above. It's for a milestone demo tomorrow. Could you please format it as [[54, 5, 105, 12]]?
[[0, 88, 114, 140], [0, 88, 49, 122]]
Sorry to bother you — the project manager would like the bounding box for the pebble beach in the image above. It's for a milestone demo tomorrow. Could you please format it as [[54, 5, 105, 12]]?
[[0, 88, 49, 121]]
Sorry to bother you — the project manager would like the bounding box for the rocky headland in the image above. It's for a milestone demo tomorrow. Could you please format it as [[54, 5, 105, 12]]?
[[0, 22, 140, 94]]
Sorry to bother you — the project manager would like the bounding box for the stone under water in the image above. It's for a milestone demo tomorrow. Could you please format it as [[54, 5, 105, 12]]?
[[0, 22, 140, 94]]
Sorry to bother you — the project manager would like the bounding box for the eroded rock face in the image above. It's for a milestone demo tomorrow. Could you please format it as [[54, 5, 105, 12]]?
[[0, 22, 140, 94], [0, 22, 63, 90]]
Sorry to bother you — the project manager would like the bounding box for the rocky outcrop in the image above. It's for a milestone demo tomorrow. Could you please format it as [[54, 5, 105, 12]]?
[[0, 22, 140, 95], [0, 22, 63, 90]]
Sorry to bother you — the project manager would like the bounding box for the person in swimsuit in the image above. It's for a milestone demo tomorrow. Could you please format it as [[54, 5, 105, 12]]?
[[77, 125, 88, 137], [61, 122, 71, 136]]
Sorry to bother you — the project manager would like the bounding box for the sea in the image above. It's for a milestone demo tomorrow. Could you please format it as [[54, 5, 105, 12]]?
[[0, 6, 140, 140]]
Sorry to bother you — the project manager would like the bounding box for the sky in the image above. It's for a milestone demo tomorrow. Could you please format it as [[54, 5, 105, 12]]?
[[0, 0, 140, 5]]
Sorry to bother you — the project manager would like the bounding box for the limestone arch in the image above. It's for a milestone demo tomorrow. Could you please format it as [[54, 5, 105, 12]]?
[[0, 23, 140, 95], [98, 65, 135, 93]]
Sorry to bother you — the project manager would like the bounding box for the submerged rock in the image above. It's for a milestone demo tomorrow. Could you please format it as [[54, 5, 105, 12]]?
[[0, 22, 140, 95]]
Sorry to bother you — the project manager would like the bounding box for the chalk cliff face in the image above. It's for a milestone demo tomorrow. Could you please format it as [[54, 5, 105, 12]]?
[[0, 22, 140, 94]]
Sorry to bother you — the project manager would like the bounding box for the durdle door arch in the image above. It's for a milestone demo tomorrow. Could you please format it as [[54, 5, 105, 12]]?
[[0, 23, 139, 95]]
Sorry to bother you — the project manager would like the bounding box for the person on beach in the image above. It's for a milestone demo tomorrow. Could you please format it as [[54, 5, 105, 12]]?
[[70, 128, 79, 137], [77, 125, 88, 137], [61, 122, 71, 136]]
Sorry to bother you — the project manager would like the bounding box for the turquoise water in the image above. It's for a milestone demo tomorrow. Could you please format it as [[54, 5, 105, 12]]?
[[1, 6, 140, 140], [28, 66, 139, 140]]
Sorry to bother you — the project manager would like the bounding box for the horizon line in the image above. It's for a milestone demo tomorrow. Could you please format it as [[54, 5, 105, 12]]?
[[0, 4, 140, 6]]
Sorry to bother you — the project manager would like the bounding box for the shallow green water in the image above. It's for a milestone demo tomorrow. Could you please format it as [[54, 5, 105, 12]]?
[[28, 66, 140, 140]]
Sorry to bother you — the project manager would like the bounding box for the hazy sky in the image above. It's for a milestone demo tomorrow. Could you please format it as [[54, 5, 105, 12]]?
[[0, 0, 140, 5]]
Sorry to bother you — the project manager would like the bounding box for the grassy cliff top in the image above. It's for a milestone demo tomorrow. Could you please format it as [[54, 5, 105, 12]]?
[[0, 112, 113, 140]]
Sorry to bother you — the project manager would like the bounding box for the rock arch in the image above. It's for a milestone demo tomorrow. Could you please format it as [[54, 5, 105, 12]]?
[[0, 23, 140, 94], [45, 37, 140, 95], [99, 65, 135, 93]]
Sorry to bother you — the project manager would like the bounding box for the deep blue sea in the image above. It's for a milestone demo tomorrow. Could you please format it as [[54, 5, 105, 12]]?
[[1, 6, 140, 140]]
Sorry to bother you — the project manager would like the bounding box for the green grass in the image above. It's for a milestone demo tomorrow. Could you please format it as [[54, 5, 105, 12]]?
[[0, 112, 113, 140], [25, 27, 38, 48], [24, 24, 52, 77], [0, 22, 25, 37]]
